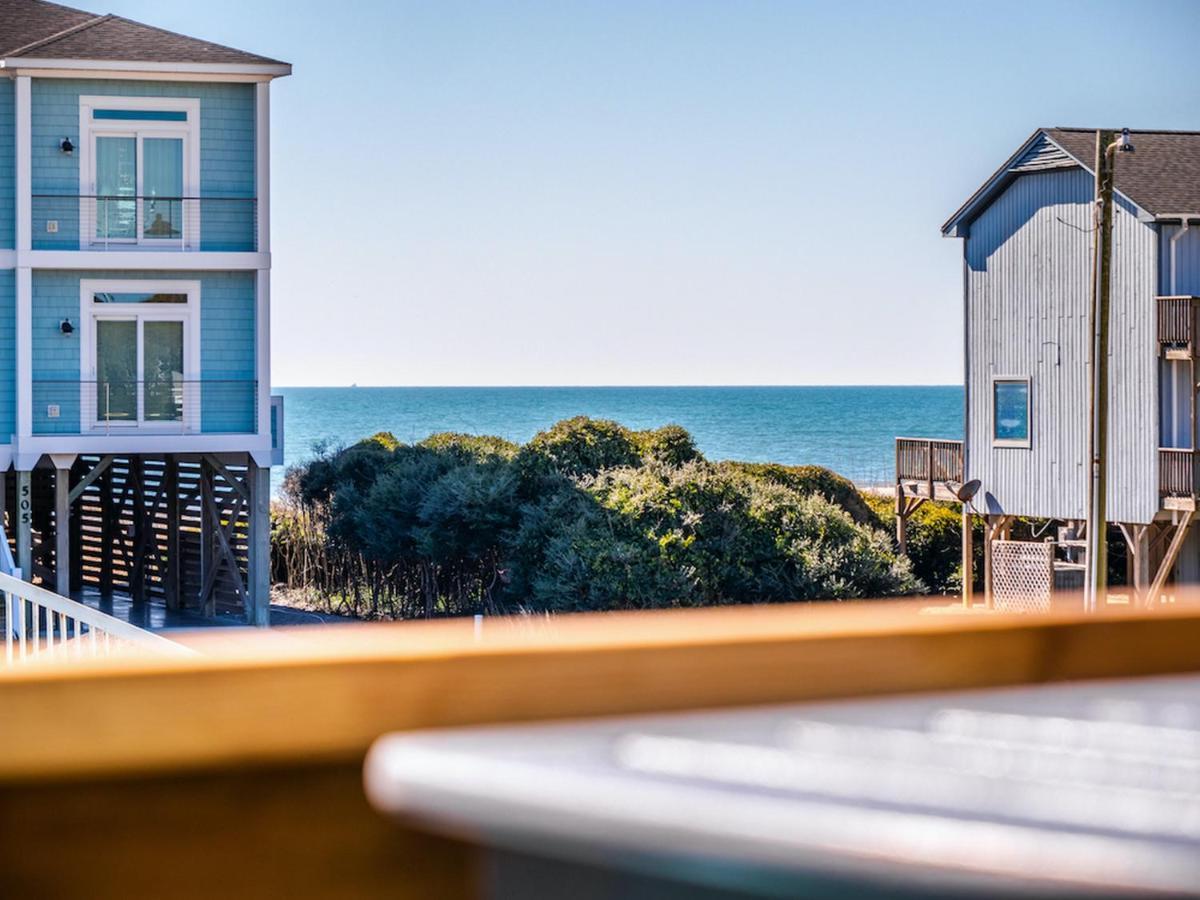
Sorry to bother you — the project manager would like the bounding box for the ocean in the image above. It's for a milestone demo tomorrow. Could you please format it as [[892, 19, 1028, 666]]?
[[273, 386, 962, 494]]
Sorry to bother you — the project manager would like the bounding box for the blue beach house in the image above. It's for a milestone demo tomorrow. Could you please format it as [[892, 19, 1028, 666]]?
[[0, 0, 288, 623]]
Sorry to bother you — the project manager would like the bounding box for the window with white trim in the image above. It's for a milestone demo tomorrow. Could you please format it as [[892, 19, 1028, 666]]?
[[78, 97, 201, 248], [80, 280, 200, 429]]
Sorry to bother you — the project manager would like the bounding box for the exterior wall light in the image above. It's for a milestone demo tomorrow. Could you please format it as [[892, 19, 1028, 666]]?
[[60, 318, 74, 335], [60, 137, 74, 154]]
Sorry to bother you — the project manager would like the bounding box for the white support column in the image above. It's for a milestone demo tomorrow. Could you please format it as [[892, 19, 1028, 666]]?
[[255, 81, 271, 255], [15, 75, 31, 254], [256, 268, 271, 439], [15, 76, 33, 452], [254, 82, 272, 442], [247, 457, 271, 627], [16, 469, 31, 582], [52, 456, 74, 597]]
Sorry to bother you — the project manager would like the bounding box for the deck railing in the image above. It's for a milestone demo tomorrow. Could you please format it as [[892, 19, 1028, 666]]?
[[31, 194, 257, 252], [1159, 447, 1196, 500], [895, 437, 964, 488], [1157, 296, 1196, 348], [3, 571, 195, 666]]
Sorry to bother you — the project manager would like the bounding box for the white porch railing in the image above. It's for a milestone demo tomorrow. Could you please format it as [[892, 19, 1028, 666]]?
[[3, 571, 196, 666]]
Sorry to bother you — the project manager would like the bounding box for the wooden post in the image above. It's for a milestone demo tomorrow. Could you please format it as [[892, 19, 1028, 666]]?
[[983, 514, 993, 609], [54, 462, 70, 597], [16, 469, 32, 581], [99, 462, 114, 597], [961, 506, 974, 608], [1133, 525, 1150, 604], [247, 457, 271, 627], [200, 457, 214, 617], [1086, 129, 1119, 612], [131, 457, 145, 603], [927, 441, 935, 499], [1149, 511, 1195, 606], [165, 456, 181, 612], [895, 492, 908, 556]]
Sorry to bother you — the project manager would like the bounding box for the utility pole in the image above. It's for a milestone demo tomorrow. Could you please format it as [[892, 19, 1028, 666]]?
[[1086, 128, 1132, 611]]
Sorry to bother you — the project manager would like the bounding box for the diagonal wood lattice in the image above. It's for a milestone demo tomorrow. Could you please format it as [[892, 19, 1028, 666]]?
[[52, 454, 253, 616], [990, 540, 1054, 613]]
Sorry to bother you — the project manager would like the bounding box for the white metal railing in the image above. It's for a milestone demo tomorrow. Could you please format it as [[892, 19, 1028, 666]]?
[[2, 571, 196, 667], [31, 194, 258, 252], [32, 379, 258, 436]]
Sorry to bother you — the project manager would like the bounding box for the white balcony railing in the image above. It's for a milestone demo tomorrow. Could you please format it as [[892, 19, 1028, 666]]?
[[31, 194, 258, 252], [32, 379, 258, 436]]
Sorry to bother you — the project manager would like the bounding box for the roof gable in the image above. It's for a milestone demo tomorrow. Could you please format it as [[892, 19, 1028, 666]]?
[[0, 0, 288, 69], [1008, 132, 1077, 174], [943, 128, 1200, 238]]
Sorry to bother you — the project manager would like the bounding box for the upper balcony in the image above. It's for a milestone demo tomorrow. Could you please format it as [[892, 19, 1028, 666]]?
[[1157, 296, 1200, 359], [31, 194, 258, 253], [895, 437, 965, 502]]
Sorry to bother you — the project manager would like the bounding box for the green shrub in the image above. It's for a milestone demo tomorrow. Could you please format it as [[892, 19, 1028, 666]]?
[[276, 418, 923, 618], [724, 462, 882, 528], [525, 416, 642, 477], [419, 432, 519, 460], [633, 425, 703, 467]]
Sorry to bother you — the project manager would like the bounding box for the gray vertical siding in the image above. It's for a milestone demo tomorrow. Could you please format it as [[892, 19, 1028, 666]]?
[[965, 168, 1158, 523]]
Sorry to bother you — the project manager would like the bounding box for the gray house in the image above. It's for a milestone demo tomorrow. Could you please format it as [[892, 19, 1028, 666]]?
[[896, 128, 1200, 609]]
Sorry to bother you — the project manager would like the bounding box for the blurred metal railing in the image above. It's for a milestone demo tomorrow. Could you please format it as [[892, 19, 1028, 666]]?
[[32, 379, 258, 435], [31, 195, 257, 251]]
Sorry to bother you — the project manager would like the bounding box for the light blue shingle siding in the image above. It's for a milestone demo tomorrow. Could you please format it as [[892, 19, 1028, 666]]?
[[0, 270, 15, 440], [31, 80, 256, 251], [31, 270, 256, 434], [0, 79, 14, 249]]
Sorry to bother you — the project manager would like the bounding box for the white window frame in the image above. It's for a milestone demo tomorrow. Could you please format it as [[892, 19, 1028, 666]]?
[[79, 279, 201, 433], [992, 375, 1032, 449], [77, 96, 202, 251]]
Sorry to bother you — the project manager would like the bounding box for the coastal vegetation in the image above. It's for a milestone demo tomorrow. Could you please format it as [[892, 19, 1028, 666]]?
[[271, 417, 931, 619]]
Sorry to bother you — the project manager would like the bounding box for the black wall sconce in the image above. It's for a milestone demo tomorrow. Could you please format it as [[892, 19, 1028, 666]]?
[[59, 318, 74, 335], [60, 137, 74, 155]]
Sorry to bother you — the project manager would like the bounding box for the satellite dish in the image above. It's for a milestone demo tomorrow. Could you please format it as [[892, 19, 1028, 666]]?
[[955, 479, 982, 503]]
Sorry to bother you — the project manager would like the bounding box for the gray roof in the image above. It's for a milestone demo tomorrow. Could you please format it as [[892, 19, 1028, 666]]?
[[0, 0, 287, 67], [943, 128, 1200, 237], [1047, 128, 1200, 218]]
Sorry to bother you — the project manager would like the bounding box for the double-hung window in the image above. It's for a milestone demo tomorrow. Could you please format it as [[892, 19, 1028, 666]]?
[[79, 98, 200, 249], [81, 280, 200, 430]]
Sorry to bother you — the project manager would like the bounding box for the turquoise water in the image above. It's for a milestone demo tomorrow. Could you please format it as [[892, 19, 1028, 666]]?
[[274, 386, 962, 492]]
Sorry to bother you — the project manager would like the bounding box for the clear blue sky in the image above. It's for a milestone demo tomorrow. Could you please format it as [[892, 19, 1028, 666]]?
[[101, 0, 1199, 386]]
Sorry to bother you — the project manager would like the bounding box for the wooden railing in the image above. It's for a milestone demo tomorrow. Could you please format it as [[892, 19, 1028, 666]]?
[[1159, 447, 1196, 500], [1157, 296, 1196, 348], [2, 571, 195, 666], [896, 438, 964, 488], [5, 605, 1200, 898]]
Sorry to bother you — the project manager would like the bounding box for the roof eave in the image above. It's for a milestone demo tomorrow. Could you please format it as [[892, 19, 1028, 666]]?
[[0, 56, 292, 78], [940, 129, 1048, 239]]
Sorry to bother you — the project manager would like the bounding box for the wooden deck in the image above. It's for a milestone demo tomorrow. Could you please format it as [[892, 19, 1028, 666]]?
[[894, 436, 964, 502]]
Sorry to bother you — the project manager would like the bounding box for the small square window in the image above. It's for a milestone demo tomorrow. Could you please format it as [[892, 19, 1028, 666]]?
[[993, 378, 1030, 446]]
